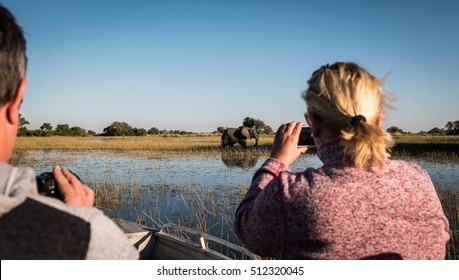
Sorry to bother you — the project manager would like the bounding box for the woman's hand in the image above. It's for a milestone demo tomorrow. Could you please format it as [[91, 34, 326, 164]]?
[[53, 166, 95, 207], [270, 122, 308, 167]]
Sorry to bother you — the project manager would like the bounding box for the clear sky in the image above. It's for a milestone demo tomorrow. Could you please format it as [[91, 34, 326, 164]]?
[[3, 0, 459, 133]]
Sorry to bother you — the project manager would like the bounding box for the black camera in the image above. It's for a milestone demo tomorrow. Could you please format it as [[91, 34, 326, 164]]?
[[297, 126, 316, 148], [36, 171, 81, 200], [36, 172, 62, 199]]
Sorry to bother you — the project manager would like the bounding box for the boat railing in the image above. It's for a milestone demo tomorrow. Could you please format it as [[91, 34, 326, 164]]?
[[158, 223, 257, 260]]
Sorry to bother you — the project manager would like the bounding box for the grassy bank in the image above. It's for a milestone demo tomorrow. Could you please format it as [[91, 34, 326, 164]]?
[[12, 134, 274, 155], [13, 134, 459, 160], [391, 135, 459, 162]]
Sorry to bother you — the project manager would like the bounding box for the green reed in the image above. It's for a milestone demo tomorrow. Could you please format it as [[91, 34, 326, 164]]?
[[437, 188, 459, 259], [91, 172, 249, 257], [390, 135, 459, 163], [391, 144, 459, 163]]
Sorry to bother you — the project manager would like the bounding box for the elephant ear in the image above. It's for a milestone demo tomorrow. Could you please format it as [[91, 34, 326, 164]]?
[[240, 128, 251, 139]]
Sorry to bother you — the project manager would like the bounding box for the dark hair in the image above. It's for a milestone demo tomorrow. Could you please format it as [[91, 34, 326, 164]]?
[[0, 5, 27, 106]]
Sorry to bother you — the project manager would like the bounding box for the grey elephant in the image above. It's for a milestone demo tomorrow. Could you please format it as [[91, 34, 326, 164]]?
[[221, 127, 259, 148]]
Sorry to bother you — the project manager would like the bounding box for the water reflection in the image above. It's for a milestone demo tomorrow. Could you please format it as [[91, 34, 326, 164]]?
[[17, 150, 458, 192], [221, 152, 259, 169]]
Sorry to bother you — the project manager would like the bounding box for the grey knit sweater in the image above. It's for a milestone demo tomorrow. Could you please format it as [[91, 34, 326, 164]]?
[[0, 162, 139, 259]]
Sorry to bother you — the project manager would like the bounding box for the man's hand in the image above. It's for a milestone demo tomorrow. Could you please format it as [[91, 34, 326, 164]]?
[[53, 166, 94, 207], [270, 122, 308, 167]]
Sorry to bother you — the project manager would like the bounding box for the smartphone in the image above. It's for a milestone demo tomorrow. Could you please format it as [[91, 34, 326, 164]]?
[[297, 126, 316, 148]]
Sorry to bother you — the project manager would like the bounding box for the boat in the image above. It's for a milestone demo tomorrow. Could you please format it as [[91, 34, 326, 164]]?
[[113, 219, 257, 260]]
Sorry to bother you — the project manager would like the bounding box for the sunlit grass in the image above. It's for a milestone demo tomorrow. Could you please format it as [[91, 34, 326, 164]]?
[[392, 134, 459, 144], [387, 135, 459, 163], [14, 134, 459, 162], [13, 134, 275, 153]]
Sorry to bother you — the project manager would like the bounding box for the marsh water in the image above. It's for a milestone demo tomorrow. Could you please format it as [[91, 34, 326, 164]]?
[[18, 150, 459, 256], [27, 150, 458, 191]]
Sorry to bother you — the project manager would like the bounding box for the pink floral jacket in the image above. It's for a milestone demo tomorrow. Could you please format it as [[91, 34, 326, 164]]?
[[235, 139, 450, 259]]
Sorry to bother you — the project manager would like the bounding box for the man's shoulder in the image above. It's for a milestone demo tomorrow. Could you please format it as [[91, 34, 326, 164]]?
[[0, 195, 138, 260], [0, 162, 36, 196]]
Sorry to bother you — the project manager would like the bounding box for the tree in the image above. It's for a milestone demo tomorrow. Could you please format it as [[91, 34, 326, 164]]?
[[148, 127, 159, 134], [17, 114, 29, 136], [264, 125, 273, 134], [216, 126, 226, 133], [69, 126, 86, 136], [40, 123, 53, 131], [243, 116, 272, 134], [243, 117, 256, 128], [253, 119, 266, 131], [103, 121, 134, 136], [133, 128, 147, 136], [445, 120, 459, 135], [55, 124, 70, 135], [386, 126, 404, 134], [19, 114, 29, 128], [427, 127, 445, 135]]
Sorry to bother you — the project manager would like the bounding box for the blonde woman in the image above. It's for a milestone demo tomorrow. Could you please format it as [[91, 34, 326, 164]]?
[[234, 62, 450, 259]]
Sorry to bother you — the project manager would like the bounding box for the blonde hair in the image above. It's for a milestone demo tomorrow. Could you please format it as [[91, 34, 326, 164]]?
[[302, 62, 394, 170]]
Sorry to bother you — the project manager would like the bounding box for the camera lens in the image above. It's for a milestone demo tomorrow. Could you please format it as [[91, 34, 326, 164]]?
[[36, 172, 62, 199]]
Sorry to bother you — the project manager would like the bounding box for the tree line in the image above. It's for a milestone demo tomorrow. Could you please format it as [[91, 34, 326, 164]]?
[[17, 115, 275, 137], [17, 114, 459, 137], [386, 120, 459, 135], [18, 115, 93, 137], [17, 115, 210, 137]]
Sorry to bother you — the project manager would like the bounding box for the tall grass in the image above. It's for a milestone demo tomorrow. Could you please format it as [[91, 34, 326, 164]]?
[[91, 174, 458, 259], [392, 134, 459, 144], [14, 134, 459, 162], [91, 172, 248, 257], [437, 188, 459, 259], [390, 134, 459, 162], [13, 135, 274, 152]]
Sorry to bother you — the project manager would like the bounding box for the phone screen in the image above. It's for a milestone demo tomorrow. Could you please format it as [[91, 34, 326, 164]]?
[[297, 126, 315, 147]]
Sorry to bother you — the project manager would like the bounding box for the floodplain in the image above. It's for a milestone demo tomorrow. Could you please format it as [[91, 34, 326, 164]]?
[[11, 134, 459, 259]]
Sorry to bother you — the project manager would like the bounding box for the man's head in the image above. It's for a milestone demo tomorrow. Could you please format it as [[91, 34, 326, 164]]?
[[0, 5, 27, 162], [0, 5, 27, 106]]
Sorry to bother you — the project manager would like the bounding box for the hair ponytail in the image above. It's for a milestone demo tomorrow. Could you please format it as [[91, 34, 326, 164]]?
[[341, 119, 394, 170]]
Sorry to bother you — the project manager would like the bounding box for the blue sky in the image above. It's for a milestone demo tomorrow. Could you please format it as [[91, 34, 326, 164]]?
[[4, 0, 459, 133]]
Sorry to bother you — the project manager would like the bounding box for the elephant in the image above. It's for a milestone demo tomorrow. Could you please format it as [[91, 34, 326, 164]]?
[[221, 127, 259, 148]]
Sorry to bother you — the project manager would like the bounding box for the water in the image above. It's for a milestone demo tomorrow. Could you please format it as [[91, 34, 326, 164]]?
[[28, 151, 323, 189], [18, 150, 458, 256], [26, 150, 458, 192]]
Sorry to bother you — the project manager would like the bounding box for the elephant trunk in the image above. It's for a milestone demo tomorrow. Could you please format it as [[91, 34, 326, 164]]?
[[254, 136, 259, 147]]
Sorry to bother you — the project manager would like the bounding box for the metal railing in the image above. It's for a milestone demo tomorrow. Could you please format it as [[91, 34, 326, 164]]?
[[158, 223, 257, 260]]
